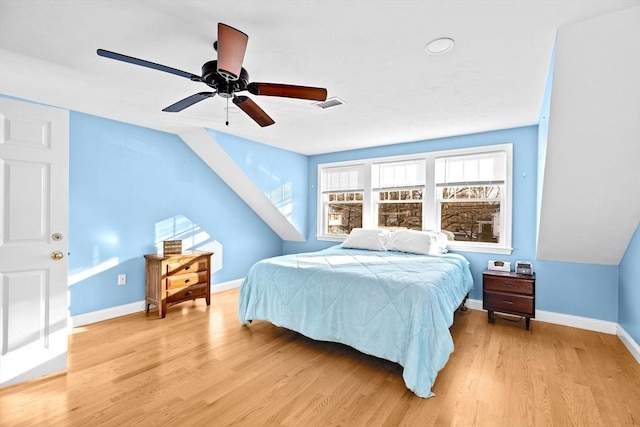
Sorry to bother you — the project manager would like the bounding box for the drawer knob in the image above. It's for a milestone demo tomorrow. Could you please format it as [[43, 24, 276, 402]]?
[[501, 300, 514, 304], [185, 266, 191, 270], [184, 279, 190, 284], [501, 283, 514, 288]]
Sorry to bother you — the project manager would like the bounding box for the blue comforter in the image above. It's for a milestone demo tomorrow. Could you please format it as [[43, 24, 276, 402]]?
[[237, 245, 474, 398]]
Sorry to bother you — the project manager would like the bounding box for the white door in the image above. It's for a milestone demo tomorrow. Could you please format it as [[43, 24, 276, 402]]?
[[0, 97, 69, 387]]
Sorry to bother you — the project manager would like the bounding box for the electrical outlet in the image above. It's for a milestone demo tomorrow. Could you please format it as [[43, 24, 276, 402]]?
[[117, 274, 126, 285]]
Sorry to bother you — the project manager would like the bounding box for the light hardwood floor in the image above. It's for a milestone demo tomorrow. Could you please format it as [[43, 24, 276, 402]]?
[[1, 289, 639, 426]]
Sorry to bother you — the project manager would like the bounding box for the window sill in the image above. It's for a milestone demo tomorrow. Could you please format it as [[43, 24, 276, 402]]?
[[446, 243, 513, 255], [317, 235, 347, 243]]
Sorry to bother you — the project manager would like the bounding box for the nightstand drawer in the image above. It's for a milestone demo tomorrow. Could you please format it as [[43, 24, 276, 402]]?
[[167, 258, 208, 274], [167, 283, 207, 304], [483, 291, 534, 316], [167, 271, 209, 289], [484, 275, 533, 295]]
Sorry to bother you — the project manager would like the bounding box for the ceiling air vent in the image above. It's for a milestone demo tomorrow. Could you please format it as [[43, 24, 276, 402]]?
[[314, 97, 345, 110]]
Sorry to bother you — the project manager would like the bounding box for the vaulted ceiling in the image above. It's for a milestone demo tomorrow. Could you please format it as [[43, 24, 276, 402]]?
[[1, 0, 636, 155]]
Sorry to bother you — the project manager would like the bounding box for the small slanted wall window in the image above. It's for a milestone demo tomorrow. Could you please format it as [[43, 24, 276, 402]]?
[[317, 144, 512, 254]]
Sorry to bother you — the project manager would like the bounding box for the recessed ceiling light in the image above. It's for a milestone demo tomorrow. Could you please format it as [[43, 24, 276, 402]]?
[[425, 37, 455, 55]]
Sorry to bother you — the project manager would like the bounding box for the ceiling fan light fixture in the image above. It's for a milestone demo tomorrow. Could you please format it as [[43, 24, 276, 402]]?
[[425, 37, 455, 55]]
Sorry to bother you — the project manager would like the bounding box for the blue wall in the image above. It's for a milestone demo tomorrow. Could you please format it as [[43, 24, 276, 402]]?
[[619, 223, 640, 344], [69, 112, 282, 316], [209, 129, 308, 238], [282, 125, 621, 322]]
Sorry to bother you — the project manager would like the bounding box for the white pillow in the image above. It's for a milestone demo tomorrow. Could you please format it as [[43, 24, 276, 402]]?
[[423, 230, 450, 254], [386, 229, 448, 255], [342, 228, 390, 251]]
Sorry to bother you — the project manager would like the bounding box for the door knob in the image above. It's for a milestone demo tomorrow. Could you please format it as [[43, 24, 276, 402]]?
[[51, 251, 64, 260]]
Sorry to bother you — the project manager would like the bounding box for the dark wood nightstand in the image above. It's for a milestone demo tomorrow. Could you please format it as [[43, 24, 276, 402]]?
[[483, 270, 535, 330]]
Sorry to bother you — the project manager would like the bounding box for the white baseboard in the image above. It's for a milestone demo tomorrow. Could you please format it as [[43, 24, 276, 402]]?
[[466, 298, 638, 364], [211, 278, 243, 293], [70, 300, 146, 328], [617, 324, 640, 364], [535, 309, 618, 334], [466, 298, 617, 334], [465, 298, 484, 311], [70, 279, 243, 328]]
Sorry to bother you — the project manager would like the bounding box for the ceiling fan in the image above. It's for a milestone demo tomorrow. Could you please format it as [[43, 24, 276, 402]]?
[[97, 23, 328, 127]]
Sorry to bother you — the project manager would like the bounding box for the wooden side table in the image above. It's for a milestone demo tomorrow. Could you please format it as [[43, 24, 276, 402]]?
[[144, 251, 213, 318], [483, 270, 535, 330]]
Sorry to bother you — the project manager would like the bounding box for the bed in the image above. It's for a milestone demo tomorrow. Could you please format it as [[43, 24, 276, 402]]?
[[237, 229, 474, 398]]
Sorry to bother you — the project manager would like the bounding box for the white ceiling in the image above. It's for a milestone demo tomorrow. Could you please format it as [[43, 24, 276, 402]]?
[[1, 0, 637, 155]]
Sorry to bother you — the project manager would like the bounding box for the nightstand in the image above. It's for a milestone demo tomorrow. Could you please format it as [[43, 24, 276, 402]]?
[[144, 251, 213, 318], [483, 270, 535, 330]]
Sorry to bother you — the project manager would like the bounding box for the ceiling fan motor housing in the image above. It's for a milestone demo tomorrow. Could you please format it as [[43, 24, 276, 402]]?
[[201, 60, 249, 98]]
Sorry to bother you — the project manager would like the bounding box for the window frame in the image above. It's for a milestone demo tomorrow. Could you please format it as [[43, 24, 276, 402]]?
[[317, 144, 513, 254]]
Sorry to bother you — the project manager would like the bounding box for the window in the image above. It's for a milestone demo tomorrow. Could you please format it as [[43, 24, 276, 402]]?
[[317, 144, 512, 254], [435, 151, 506, 245], [320, 164, 364, 236], [373, 159, 425, 231]]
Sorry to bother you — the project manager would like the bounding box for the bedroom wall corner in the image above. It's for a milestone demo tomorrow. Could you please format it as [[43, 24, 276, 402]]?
[[618, 221, 640, 349]]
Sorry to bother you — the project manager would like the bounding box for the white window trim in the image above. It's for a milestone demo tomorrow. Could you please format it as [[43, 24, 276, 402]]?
[[317, 144, 513, 255]]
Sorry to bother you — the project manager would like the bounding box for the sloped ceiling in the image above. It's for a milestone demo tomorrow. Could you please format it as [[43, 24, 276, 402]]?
[[1, 0, 637, 155], [538, 6, 640, 265]]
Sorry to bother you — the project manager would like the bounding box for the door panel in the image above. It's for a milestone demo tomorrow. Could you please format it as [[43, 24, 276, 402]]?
[[0, 97, 69, 387], [3, 270, 47, 353], [5, 161, 49, 242]]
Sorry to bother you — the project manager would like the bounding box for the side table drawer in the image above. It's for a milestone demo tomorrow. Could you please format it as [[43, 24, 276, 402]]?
[[484, 276, 533, 295], [167, 258, 209, 275], [167, 271, 209, 289], [167, 283, 207, 304], [483, 291, 534, 316]]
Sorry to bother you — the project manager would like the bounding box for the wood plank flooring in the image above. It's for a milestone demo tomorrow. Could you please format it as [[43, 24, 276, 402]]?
[[1, 289, 639, 426]]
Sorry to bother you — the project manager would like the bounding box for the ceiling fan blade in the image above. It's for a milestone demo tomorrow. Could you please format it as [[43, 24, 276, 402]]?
[[97, 49, 202, 81], [233, 96, 275, 127], [216, 23, 248, 81], [162, 92, 216, 112], [247, 82, 327, 101]]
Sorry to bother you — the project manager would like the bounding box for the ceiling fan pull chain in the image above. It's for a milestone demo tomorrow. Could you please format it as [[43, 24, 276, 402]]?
[[226, 97, 229, 126]]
